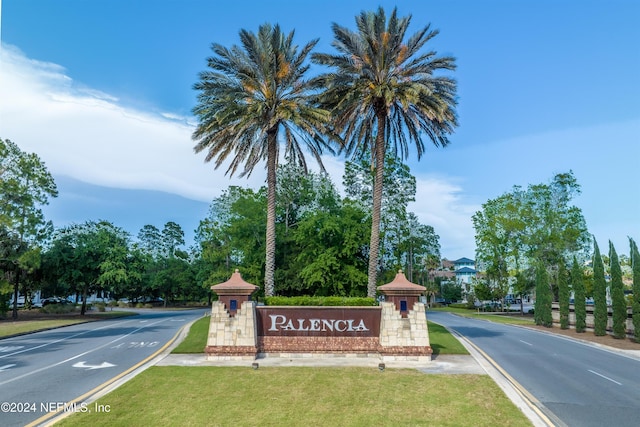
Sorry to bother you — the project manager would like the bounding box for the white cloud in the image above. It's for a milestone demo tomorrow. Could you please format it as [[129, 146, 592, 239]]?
[[410, 176, 479, 259], [0, 43, 478, 257], [0, 43, 266, 202]]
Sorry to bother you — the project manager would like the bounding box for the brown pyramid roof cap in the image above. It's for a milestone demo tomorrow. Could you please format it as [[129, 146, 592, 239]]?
[[377, 270, 426, 294], [211, 269, 259, 296]]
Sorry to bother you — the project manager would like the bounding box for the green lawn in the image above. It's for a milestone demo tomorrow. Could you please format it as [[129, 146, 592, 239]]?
[[172, 315, 210, 353], [59, 366, 531, 427], [430, 307, 536, 325], [0, 319, 88, 337], [428, 320, 468, 355], [35, 308, 534, 426], [0, 311, 138, 338]]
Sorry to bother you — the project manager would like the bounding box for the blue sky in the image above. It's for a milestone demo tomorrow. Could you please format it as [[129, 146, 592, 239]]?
[[1, 0, 638, 259]]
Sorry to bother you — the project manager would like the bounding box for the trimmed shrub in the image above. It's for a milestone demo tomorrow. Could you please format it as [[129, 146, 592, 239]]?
[[41, 303, 76, 314], [264, 296, 377, 306], [609, 241, 627, 339], [592, 238, 608, 336], [571, 257, 587, 332], [449, 303, 468, 309], [630, 238, 640, 343], [558, 262, 570, 329], [534, 263, 552, 327]]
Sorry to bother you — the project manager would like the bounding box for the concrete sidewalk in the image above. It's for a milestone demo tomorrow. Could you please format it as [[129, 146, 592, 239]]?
[[155, 352, 486, 373]]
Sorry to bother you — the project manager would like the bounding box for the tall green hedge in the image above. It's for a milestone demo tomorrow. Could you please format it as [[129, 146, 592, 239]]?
[[264, 296, 377, 306], [558, 261, 570, 329], [534, 263, 552, 327], [571, 257, 587, 333], [592, 238, 608, 336], [609, 241, 627, 339], [631, 238, 640, 343]]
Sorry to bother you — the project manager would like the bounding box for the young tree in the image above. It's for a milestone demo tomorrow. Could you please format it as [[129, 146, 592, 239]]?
[[473, 193, 520, 307], [137, 224, 162, 260], [314, 7, 458, 297], [571, 257, 587, 332], [534, 263, 552, 327], [609, 241, 627, 339], [592, 238, 608, 336], [196, 187, 267, 292], [192, 24, 333, 297], [0, 138, 58, 319], [46, 221, 130, 315], [558, 261, 570, 329], [161, 221, 186, 259], [292, 202, 369, 296], [630, 238, 640, 342]]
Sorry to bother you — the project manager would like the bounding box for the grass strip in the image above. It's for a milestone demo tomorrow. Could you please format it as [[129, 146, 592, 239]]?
[[431, 307, 536, 325], [0, 311, 137, 338], [59, 366, 531, 427], [0, 319, 88, 337], [172, 315, 210, 353], [427, 320, 468, 355]]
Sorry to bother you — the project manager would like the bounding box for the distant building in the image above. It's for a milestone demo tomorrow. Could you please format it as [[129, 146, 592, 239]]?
[[441, 258, 455, 270], [453, 257, 477, 284]]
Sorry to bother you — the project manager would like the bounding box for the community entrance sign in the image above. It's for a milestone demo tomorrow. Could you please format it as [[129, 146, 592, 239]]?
[[205, 270, 432, 362], [257, 307, 380, 336]]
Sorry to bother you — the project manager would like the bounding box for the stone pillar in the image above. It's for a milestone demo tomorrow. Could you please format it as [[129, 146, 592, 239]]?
[[210, 269, 258, 317], [205, 270, 259, 359], [377, 270, 426, 318], [377, 270, 431, 361]]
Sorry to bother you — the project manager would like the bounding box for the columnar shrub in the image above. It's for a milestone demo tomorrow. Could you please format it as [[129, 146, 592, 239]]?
[[631, 238, 640, 342], [571, 257, 586, 332], [558, 261, 570, 329], [609, 242, 627, 339], [592, 238, 608, 336], [534, 263, 552, 327]]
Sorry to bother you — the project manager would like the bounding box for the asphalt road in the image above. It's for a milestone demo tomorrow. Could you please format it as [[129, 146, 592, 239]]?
[[0, 308, 207, 427], [427, 311, 640, 427]]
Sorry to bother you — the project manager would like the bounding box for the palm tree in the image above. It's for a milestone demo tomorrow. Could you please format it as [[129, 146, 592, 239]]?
[[312, 7, 458, 297], [192, 24, 333, 296]]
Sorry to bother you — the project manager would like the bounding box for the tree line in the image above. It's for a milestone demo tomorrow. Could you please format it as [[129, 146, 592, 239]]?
[[1, 137, 442, 318], [196, 159, 441, 298], [472, 170, 639, 341]]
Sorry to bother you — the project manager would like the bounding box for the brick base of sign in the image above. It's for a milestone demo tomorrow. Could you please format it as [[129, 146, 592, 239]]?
[[204, 345, 257, 357], [378, 346, 433, 356], [258, 336, 379, 354], [205, 302, 432, 362]]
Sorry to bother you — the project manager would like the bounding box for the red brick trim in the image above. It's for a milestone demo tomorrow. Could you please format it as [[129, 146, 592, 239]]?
[[204, 345, 257, 356], [258, 336, 379, 353], [378, 346, 433, 356]]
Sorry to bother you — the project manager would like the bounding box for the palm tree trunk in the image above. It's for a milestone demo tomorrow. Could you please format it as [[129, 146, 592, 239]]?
[[367, 115, 386, 298], [264, 129, 278, 297]]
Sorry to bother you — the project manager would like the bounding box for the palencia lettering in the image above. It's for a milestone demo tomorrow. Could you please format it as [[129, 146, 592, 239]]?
[[268, 315, 370, 333]]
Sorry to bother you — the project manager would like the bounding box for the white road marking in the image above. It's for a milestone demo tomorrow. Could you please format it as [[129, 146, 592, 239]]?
[[0, 346, 24, 353], [519, 340, 533, 346], [0, 364, 17, 372], [72, 361, 116, 370], [0, 318, 139, 359], [588, 369, 622, 385], [0, 318, 168, 386]]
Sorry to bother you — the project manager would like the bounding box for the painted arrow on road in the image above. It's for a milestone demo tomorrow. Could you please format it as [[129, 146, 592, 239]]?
[[72, 361, 116, 370]]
